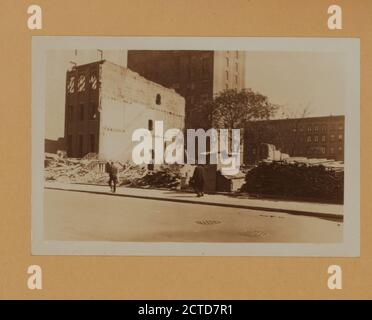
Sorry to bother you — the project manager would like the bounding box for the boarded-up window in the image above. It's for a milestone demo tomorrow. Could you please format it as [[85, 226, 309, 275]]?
[[78, 75, 86, 92], [67, 76, 75, 94]]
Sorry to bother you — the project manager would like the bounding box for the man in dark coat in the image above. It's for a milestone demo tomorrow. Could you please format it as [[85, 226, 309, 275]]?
[[192, 164, 206, 197], [108, 161, 118, 193]]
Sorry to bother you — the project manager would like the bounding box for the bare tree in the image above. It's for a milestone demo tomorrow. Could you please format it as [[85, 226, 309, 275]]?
[[277, 101, 314, 119]]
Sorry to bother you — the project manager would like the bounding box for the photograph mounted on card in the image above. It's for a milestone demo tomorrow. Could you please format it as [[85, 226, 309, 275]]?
[[31, 36, 360, 256]]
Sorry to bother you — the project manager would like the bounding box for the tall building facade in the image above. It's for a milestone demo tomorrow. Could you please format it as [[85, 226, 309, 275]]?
[[127, 50, 246, 129], [45, 50, 127, 142], [244, 115, 345, 164], [64, 60, 185, 160]]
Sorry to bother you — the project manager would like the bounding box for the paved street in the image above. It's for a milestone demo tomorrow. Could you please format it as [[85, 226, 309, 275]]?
[[44, 189, 343, 243]]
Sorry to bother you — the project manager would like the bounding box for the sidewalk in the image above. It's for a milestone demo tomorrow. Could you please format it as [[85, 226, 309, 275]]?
[[44, 182, 343, 220]]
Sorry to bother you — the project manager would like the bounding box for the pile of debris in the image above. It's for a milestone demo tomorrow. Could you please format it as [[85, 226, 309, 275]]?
[[282, 157, 344, 171], [44, 153, 107, 184], [117, 163, 148, 186], [241, 161, 344, 203], [128, 165, 182, 189], [44, 153, 182, 189]]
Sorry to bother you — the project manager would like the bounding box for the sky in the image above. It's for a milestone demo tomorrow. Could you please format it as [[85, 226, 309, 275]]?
[[45, 50, 346, 140], [245, 51, 346, 118]]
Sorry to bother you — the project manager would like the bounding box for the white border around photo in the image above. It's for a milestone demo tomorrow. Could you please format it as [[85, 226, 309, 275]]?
[[32, 36, 360, 256]]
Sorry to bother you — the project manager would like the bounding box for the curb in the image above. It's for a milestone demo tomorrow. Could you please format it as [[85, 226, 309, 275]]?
[[45, 186, 343, 221]]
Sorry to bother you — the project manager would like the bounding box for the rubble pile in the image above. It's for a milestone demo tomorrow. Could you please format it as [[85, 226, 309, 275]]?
[[128, 165, 182, 189], [44, 153, 107, 184], [241, 161, 344, 203], [117, 163, 148, 186], [44, 153, 182, 189]]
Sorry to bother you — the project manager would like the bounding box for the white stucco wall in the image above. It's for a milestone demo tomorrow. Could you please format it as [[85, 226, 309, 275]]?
[[98, 61, 185, 162]]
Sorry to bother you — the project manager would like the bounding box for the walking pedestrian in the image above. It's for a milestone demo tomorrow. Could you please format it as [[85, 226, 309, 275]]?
[[108, 161, 118, 193], [192, 164, 206, 197]]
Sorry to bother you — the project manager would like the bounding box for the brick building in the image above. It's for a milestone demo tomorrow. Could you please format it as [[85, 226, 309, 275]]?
[[244, 115, 345, 164], [64, 60, 185, 160], [127, 50, 246, 129]]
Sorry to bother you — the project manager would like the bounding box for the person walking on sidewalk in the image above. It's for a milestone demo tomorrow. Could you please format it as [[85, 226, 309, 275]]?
[[109, 161, 119, 193], [192, 164, 206, 197], [106, 161, 118, 193], [105, 161, 112, 191]]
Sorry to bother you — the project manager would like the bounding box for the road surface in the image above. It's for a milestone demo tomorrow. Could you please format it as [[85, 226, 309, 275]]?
[[43, 189, 342, 243]]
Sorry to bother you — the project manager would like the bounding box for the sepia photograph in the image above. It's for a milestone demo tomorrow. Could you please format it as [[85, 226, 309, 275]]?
[[32, 37, 359, 256]]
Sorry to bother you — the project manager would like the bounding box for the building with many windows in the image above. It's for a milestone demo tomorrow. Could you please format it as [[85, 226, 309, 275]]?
[[64, 60, 185, 160], [244, 115, 345, 164], [127, 50, 246, 129]]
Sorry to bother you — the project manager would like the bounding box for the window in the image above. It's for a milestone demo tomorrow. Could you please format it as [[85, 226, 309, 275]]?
[[67, 135, 73, 156], [225, 83, 229, 90], [235, 62, 239, 72], [338, 134, 343, 141], [79, 104, 84, 121], [226, 57, 229, 67], [90, 134, 95, 153], [148, 119, 153, 131], [307, 136, 311, 142], [78, 75, 86, 92], [89, 103, 96, 120], [156, 94, 161, 105], [67, 76, 75, 94], [67, 105, 73, 120], [322, 135, 326, 142], [78, 135, 84, 158], [314, 135, 318, 142], [314, 126, 318, 132], [202, 58, 210, 74], [321, 147, 326, 154], [89, 74, 97, 90], [308, 126, 312, 132], [226, 71, 229, 81], [330, 134, 335, 141], [338, 146, 343, 153], [338, 125, 343, 130], [322, 126, 327, 132], [330, 147, 335, 154], [235, 75, 238, 85]]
